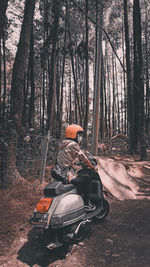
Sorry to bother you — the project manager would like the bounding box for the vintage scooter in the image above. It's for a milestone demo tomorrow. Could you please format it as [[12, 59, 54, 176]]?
[[30, 152, 109, 249]]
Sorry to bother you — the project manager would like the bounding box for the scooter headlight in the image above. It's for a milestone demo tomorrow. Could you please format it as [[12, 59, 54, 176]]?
[[50, 215, 63, 227]]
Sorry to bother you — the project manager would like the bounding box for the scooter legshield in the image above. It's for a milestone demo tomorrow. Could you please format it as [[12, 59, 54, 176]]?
[[50, 194, 86, 228]]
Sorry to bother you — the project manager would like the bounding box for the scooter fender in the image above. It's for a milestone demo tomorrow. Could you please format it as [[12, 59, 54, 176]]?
[[49, 193, 86, 229]]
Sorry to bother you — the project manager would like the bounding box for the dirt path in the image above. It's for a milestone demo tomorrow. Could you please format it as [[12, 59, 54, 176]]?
[[1, 155, 150, 267], [1, 198, 150, 267]]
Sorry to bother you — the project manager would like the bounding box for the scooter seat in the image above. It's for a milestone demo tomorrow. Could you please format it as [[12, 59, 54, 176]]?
[[71, 176, 86, 186], [44, 181, 75, 197], [63, 183, 76, 192]]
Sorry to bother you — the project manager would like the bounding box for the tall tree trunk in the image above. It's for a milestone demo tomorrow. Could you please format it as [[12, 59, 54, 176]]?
[[56, 16, 67, 139], [47, 0, 60, 135], [105, 44, 111, 138], [124, 0, 134, 152], [0, 0, 9, 123], [68, 39, 82, 125], [0, 0, 9, 122], [3, 0, 35, 186], [28, 25, 35, 128], [103, 55, 108, 138], [55, 59, 61, 137], [2, 33, 6, 123], [121, 18, 126, 134], [66, 0, 82, 125], [91, 6, 103, 155], [99, 56, 104, 139], [69, 45, 81, 124], [0, 39, 1, 120], [42, 70, 46, 134], [83, 0, 89, 147], [69, 67, 73, 124], [22, 65, 30, 126], [144, 3, 150, 135], [133, 0, 146, 159], [0, 0, 9, 41], [115, 58, 120, 133], [112, 52, 115, 135]]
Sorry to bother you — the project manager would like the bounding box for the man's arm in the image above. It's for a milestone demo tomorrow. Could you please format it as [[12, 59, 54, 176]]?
[[78, 151, 95, 169]]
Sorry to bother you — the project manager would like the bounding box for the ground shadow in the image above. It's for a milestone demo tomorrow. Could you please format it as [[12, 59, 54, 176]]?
[[17, 228, 71, 267]]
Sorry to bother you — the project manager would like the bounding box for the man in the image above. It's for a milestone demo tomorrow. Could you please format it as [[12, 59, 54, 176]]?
[[51, 124, 96, 211]]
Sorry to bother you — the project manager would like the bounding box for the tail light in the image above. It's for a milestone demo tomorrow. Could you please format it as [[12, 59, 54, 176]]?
[[36, 198, 52, 213]]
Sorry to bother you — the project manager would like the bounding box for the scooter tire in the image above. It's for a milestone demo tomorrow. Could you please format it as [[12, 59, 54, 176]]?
[[94, 199, 109, 221]]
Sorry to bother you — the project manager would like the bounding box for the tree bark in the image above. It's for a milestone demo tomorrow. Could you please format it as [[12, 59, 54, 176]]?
[[144, 3, 150, 135], [124, 0, 134, 153], [112, 52, 115, 135], [83, 0, 89, 147], [133, 0, 146, 159], [99, 56, 104, 139], [3, 0, 35, 186], [56, 13, 67, 139], [47, 0, 60, 135], [105, 44, 111, 138], [0, 39, 1, 120], [91, 7, 103, 155], [29, 25, 35, 128], [0, 0, 9, 41], [2, 34, 6, 123], [0, 0, 9, 122], [115, 58, 120, 133], [66, 0, 82, 125]]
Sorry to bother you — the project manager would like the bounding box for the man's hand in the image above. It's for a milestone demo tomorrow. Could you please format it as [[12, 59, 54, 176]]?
[[93, 166, 98, 172]]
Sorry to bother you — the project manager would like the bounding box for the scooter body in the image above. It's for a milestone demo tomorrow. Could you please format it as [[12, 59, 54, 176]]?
[[30, 154, 109, 249]]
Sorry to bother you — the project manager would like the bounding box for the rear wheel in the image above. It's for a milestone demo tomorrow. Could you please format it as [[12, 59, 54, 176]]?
[[94, 199, 109, 221]]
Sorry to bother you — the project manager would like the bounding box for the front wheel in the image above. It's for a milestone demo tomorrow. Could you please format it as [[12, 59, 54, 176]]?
[[94, 199, 109, 221]]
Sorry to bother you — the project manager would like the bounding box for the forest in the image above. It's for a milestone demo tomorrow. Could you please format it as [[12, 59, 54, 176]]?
[[1, 1, 150, 266], [0, 0, 150, 187]]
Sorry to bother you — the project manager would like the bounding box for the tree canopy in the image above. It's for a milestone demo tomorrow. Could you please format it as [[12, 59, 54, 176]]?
[[0, 0, 150, 185]]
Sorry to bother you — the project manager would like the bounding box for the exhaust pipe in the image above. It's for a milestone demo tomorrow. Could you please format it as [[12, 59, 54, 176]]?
[[47, 220, 91, 248], [74, 219, 91, 236]]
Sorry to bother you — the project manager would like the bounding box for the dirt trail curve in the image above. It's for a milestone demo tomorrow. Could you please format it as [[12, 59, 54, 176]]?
[[96, 156, 150, 200]]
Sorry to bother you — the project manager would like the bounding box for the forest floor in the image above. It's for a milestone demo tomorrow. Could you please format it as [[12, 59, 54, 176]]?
[[0, 153, 150, 267]]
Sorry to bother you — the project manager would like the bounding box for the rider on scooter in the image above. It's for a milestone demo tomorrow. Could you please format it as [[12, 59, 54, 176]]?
[[51, 124, 96, 211]]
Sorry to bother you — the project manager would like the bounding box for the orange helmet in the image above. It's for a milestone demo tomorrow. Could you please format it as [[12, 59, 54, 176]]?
[[65, 124, 84, 139]]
